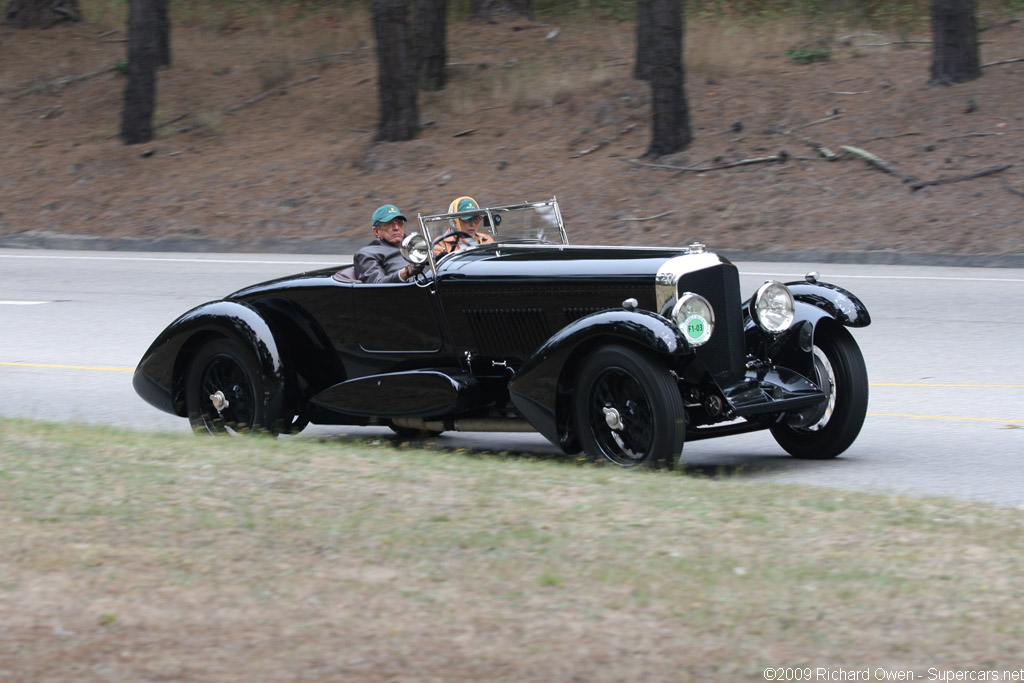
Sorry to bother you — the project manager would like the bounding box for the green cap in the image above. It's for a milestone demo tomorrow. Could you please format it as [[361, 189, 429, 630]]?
[[372, 204, 406, 226], [456, 197, 481, 218]]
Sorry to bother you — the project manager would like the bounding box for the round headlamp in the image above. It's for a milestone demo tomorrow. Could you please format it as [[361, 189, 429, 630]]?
[[751, 281, 795, 333], [672, 293, 714, 346], [400, 233, 430, 265]]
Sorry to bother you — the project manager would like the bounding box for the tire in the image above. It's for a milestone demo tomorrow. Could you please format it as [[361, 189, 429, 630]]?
[[186, 338, 276, 435], [573, 345, 685, 469], [770, 325, 868, 459]]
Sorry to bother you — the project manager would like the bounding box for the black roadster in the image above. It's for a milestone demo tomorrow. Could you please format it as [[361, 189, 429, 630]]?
[[134, 198, 870, 467]]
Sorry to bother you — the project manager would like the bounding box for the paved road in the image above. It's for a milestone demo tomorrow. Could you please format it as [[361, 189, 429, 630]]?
[[2, 249, 1022, 506]]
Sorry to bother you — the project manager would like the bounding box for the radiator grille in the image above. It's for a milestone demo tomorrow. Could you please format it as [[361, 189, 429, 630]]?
[[678, 264, 744, 382], [465, 308, 552, 357]]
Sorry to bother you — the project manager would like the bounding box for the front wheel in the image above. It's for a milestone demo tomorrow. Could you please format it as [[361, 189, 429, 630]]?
[[770, 325, 868, 459], [573, 345, 685, 469], [186, 338, 276, 435]]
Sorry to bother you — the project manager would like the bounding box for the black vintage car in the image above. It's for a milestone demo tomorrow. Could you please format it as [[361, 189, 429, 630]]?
[[134, 198, 870, 468]]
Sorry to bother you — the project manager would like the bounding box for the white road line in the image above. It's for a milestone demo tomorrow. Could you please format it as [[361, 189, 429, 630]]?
[[0, 300, 48, 305], [742, 271, 1024, 283], [0, 253, 339, 266]]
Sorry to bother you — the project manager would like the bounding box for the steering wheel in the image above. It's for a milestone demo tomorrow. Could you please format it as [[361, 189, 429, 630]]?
[[431, 230, 474, 251]]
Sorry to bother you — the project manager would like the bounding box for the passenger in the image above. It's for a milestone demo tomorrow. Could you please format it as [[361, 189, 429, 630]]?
[[433, 196, 495, 255], [353, 204, 423, 283]]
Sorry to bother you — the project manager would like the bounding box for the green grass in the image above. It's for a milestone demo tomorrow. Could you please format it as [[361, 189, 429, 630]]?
[[2, 417, 1024, 678]]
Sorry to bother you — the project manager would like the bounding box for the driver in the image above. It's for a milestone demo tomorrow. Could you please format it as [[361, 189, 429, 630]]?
[[353, 204, 423, 283], [433, 196, 495, 255]]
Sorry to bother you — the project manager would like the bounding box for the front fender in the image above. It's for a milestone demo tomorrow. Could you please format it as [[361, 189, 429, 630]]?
[[509, 309, 691, 447], [132, 300, 285, 416], [785, 281, 871, 328]]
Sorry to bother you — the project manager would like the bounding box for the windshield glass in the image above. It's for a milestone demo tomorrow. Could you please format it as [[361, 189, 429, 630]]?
[[416, 198, 568, 256]]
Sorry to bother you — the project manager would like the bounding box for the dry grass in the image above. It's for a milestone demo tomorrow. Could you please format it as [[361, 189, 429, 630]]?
[[3, 418, 1024, 680]]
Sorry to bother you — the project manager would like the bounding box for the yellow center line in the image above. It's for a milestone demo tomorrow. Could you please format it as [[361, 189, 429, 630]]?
[[868, 412, 1023, 424], [0, 361, 134, 373]]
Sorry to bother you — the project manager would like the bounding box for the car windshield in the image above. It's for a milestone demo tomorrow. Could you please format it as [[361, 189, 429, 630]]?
[[416, 198, 568, 255]]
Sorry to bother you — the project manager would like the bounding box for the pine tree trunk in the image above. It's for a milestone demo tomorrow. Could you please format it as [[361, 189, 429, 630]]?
[[120, 0, 159, 145], [155, 0, 171, 67], [931, 0, 979, 85], [646, 0, 691, 157], [634, 0, 654, 81], [374, 0, 419, 142], [415, 0, 446, 91], [4, 0, 80, 28]]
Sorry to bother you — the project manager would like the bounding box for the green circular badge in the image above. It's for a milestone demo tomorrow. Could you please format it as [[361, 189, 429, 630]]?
[[683, 314, 710, 345]]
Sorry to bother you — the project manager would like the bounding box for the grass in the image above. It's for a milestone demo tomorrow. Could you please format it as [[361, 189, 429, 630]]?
[[2, 418, 1024, 678]]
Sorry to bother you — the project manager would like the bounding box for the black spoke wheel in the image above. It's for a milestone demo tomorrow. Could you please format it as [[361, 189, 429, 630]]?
[[771, 325, 868, 459], [186, 338, 272, 435], [573, 345, 685, 469]]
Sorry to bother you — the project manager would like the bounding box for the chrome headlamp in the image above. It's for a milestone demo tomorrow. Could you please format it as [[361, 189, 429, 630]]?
[[672, 292, 714, 346], [751, 281, 795, 333], [400, 233, 430, 265]]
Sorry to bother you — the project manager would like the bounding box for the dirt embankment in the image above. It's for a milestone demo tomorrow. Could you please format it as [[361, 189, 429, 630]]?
[[1, 13, 1022, 262]]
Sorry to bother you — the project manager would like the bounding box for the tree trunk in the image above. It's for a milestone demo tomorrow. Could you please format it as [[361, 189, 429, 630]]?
[[646, 0, 691, 157], [930, 0, 979, 85], [634, 0, 654, 80], [373, 0, 419, 142], [120, 0, 159, 145], [155, 0, 170, 67], [469, 0, 532, 21], [4, 0, 80, 28], [414, 0, 446, 91]]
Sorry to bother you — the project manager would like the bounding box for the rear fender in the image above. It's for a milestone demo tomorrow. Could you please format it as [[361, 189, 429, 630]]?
[[509, 309, 692, 447], [133, 300, 285, 416]]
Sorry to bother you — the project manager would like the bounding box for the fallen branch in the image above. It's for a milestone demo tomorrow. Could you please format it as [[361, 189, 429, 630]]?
[[783, 113, 842, 133], [982, 57, 1024, 67], [222, 75, 320, 115], [622, 211, 674, 222], [936, 132, 1003, 142], [839, 145, 915, 182], [910, 163, 1014, 191], [829, 90, 873, 95], [570, 124, 635, 159], [12, 65, 115, 99], [628, 152, 790, 173], [1002, 179, 1024, 199], [155, 112, 191, 130], [570, 140, 606, 158]]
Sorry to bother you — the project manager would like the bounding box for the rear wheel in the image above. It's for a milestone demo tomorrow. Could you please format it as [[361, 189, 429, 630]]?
[[573, 345, 685, 469], [186, 338, 276, 435], [770, 326, 868, 459]]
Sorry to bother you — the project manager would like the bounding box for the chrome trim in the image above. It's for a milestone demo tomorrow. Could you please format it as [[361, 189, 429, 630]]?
[[655, 252, 725, 313]]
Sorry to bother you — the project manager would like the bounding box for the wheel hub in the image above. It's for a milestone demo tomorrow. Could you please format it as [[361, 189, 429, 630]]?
[[602, 405, 624, 430], [210, 390, 230, 412]]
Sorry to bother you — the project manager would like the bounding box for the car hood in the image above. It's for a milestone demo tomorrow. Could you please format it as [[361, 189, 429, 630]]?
[[436, 243, 711, 281]]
